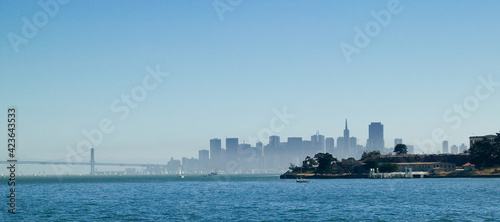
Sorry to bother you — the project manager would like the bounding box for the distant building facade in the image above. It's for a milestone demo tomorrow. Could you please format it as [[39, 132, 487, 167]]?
[[407, 145, 414, 154], [287, 137, 303, 165], [442, 140, 449, 153], [469, 135, 497, 147], [167, 157, 181, 173], [325, 137, 335, 153], [343, 120, 350, 151], [459, 143, 467, 153], [311, 132, 325, 154], [265, 135, 281, 169], [367, 122, 384, 151], [396, 162, 456, 172], [226, 138, 239, 162], [199, 149, 209, 171], [269, 135, 280, 148], [256, 141, 263, 157], [394, 138, 403, 147], [210, 138, 221, 165]]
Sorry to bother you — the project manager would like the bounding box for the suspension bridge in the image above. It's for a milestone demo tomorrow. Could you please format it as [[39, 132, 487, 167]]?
[[0, 148, 167, 175]]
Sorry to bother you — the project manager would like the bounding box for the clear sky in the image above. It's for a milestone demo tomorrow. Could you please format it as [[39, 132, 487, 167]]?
[[1, 0, 500, 174]]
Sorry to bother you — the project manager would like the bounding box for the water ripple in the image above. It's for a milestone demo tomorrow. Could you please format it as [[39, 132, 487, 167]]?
[[0, 176, 499, 221]]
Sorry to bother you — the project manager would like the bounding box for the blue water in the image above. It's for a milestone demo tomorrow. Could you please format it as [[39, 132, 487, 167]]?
[[1, 175, 499, 221]]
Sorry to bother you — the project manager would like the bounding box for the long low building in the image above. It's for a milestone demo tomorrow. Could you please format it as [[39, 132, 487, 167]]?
[[396, 162, 456, 172]]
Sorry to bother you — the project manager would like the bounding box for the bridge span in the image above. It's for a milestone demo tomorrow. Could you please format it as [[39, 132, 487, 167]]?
[[0, 160, 167, 168], [1, 148, 167, 175]]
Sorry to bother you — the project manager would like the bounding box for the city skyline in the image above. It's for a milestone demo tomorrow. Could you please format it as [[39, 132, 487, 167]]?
[[1, 1, 499, 221], [1, 1, 500, 174], [202, 120, 472, 154], [168, 122, 478, 174]]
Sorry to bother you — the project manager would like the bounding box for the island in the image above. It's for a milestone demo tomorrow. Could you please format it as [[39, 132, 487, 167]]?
[[280, 133, 500, 179]]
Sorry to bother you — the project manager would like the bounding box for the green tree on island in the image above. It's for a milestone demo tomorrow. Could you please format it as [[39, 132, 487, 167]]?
[[301, 156, 317, 172], [379, 163, 398, 172], [394, 144, 408, 155], [361, 150, 381, 160], [340, 157, 359, 174], [469, 133, 500, 168], [314, 153, 338, 175], [363, 159, 379, 171]]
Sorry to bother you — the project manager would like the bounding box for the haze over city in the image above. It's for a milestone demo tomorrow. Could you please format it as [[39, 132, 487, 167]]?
[[1, 1, 500, 174]]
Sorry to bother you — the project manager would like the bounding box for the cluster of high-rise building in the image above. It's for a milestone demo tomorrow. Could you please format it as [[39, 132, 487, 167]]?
[[441, 140, 468, 154], [167, 120, 430, 174]]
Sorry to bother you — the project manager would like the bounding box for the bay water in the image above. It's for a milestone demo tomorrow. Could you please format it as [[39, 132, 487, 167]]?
[[1, 175, 499, 221]]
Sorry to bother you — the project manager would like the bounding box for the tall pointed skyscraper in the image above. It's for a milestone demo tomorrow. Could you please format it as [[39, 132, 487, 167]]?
[[344, 119, 350, 140], [341, 119, 350, 155]]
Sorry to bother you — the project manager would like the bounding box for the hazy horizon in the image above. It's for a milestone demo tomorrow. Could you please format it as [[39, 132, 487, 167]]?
[[1, 1, 500, 174]]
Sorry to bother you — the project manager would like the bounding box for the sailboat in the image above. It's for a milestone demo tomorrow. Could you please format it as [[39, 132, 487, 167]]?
[[177, 168, 184, 179]]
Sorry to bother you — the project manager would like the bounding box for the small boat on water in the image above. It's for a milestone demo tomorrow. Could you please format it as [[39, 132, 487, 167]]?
[[296, 177, 309, 183], [204, 170, 219, 177], [177, 168, 184, 179]]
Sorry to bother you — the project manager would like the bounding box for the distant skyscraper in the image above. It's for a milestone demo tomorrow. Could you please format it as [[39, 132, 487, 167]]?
[[349, 137, 357, 154], [335, 119, 352, 156], [269, 135, 280, 148], [343, 119, 350, 150], [394, 138, 403, 147], [287, 137, 302, 153], [256, 141, 263, 157], [325, 137, 335, 153], [238, 143, 251, 160], [337, 137, 344, 151], [311, 131, 325, 153], [210, 138, 221, 163], [265, 136, 280, 168], [199, 149, 209, 170], [182, 157, 197, 173], [167, 157, 181, 173], [302, 140, 312, 156], [287, 137, 303, 164], [367, 122, 384, 151], [199, 149, 209, 161], [442, 141, 449, 153], [226, 138, 239, 161], [451, 145, 459, 154], [459, 143, 467, 153], [407, 145, 414, 154]]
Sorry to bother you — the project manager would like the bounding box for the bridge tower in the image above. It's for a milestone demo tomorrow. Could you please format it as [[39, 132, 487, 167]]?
[[90, 148, 95, 175]]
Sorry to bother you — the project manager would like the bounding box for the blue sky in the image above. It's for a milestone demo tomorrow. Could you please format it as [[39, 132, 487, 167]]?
[[1, 0, 500, 173]]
